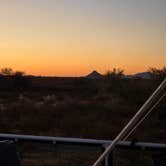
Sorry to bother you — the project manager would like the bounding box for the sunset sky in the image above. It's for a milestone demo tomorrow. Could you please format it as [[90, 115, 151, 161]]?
[[0, 0, 166, 76]]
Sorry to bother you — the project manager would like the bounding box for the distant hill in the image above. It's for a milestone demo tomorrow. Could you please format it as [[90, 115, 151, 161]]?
[[133, 72, 151, 79], [86, 71, 103, 79], [124, 72, 151, 79], [86, 71, 151, 79]]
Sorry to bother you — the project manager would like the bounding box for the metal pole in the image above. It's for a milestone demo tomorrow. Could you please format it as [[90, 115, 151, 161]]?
[[102, 144, 114, 166], [93, 78, 166, 166], [2, 133, 166, 151]]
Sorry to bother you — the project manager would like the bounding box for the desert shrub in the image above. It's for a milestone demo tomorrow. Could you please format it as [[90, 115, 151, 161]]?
[[149, 66, 166, 81]]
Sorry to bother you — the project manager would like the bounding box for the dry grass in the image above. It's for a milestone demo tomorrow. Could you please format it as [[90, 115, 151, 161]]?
[[0, 78, 166, 165]]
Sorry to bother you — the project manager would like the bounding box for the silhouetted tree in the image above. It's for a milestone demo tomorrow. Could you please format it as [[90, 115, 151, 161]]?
[[0, 68, 13, 76], [14, 71, 25, 77], [13, 71, 30, 90], [105, 68, 124, 80], [99, 68, 124, 94], [149, 66, 166, 80]]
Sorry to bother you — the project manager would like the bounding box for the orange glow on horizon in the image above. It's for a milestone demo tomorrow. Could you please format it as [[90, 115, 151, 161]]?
[[0, 46, 165, 76], [0, 1, 166, 76]]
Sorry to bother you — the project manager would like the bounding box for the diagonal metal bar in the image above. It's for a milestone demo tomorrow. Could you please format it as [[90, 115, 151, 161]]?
[[93, 78, 166, 166]]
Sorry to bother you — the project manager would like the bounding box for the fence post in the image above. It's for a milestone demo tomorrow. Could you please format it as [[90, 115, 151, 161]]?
[[102, 144, 113, 166]]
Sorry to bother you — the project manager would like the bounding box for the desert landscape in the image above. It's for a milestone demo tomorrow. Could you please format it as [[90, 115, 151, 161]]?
[[0, 67, 166, 165]]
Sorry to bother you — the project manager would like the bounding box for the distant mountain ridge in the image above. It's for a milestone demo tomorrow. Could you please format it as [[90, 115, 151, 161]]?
[[133, 72, 151, 79], [125, 72, 151, 79], [86, 71, 151, 79]]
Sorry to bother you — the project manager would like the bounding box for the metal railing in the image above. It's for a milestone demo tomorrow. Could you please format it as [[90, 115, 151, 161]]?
[[1, 133, 166, 166]]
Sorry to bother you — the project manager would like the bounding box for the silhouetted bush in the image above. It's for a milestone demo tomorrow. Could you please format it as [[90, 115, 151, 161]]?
[[149, 66, 166, 81]]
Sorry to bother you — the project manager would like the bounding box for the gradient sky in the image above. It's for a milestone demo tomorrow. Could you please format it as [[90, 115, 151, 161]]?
[[0, 0, 166, 76]]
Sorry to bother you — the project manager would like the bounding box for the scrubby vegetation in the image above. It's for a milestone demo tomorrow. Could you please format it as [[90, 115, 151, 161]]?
[[0, 67, 166, 165]]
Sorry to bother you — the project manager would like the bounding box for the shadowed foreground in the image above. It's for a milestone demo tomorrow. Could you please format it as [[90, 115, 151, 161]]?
[[0, 75, 166, 165]]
